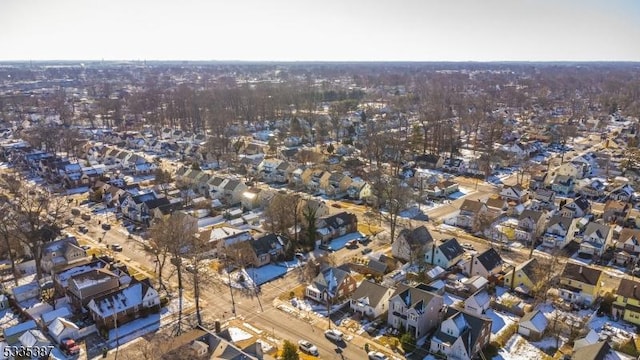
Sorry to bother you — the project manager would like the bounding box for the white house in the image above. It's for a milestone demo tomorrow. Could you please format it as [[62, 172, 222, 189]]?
[[518, 310, 548, 340], [460, 248, 504, 278], [464, 290, 491, 315], [48, 317, 80, 344], [350, 280, 394, 319], [430, 308, 492, 360], [425, 238, 466, 269], [387, 284, 444, 339]]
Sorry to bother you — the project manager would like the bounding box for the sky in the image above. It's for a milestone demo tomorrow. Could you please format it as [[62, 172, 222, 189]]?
[[1, 0, 639, 62]]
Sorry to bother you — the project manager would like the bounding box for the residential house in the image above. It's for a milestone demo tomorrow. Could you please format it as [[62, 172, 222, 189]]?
[[350, 280, 394, 319], [415, 154, 444, 169], [542, 216, 576, 249], [518, 310, 548, 340], [274, 161, 294, 183], [552, 175, 575, 195], [430, 308, 492, 360], [460, 248, 504, 278], [66, 268, 122, 310], [572, 341, 614, 360], [249, 233, 285, 267], [207, 176, 227, 199], [602, 200, 629, 224], [559, 196, 591, 218], [320, 172, 352, 199], [612, 278, 640, 326], [19, 329, 52, 350], [608, 184, 635, 202], [87, 280, 160, 330], [613, 228, 640, 266], [485, 197, 508, 215], [392, 226, 434, 262], [202, 227, 253, 259], [40, 237, 88, 274], [303, 169, 326, 193], [388, 283, 444, 339], [425, 238, 466, 269], [241, 187, 263, 210], [120, 191, 159, 224], [464, 290, 491, 315], [532, 189, 556, 210], [578, 179, 606, 199], [425, 180, 459, 199], [48, 317, 80, 344], [499, 185, 529, 203], [220, 179, 247, 205], [528, 166, 548, 191], [305, 266, 357, 304], [557, 162, 585, 179], [503, 258, 541, 294], [516, 210, 546, 243], [443, 158, 466, 173], [3, 320, 37, 345], [558, 263, 603, 306], [578, 222, 612, 257], [316, 212, 358, 245], [456, 200, 488, 231], [256, 158, 283, 183], [346, 178, 372, 201]]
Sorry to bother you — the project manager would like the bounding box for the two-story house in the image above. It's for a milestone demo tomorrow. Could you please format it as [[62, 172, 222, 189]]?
[[558, 263, 603, 306], [559, 196, 591, 218], [543, 216, 576, 249], [602, 200, 629, 224], [66, 268, 122, 310], [316, 212, 358, 245], [305, 266, 357, 304], [430, 307, 492, 360], [40, 237, 88, 275], [392, 226, 434, 262], [387, 283, 444, 339], [608, 184, 635, 202], [443, 158, 466, 173], [504, 258, 541, 294], [516, 210, 547, 244], [460, 248, 504, 278], [87, 280, 160, 330], [578, 222, 612, 257], [456, 200, 488, 231], [499, 185, 529, 204], [220, 179, 248, 205], [578, 179, 606, 199], [613, 228, 640, 266], [346, 178, 372, 201], [552, 175, 575, 196], [415, 154, 444, 169], [557, 162, 585, 179], [425, 238, 466, 269], [532, 188, 556, 210], [612, 278, 640, 326], [320, 172, 352, 199], [249, 233, 286, 267], [350, 280, 395, 320]]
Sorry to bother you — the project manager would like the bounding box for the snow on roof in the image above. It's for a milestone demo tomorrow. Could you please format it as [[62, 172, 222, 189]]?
[[49, 317, 79, 336], [19, 329, 51, 347], [41, 307, 72, 325], [3, 320, 37, 338], [88, 282, 144, 318]]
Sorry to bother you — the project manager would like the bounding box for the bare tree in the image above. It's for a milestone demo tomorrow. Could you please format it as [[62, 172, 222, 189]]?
[[374, 176, 412, 244]]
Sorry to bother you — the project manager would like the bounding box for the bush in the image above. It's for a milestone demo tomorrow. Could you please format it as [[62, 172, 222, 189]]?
[[493, 323, 518, 348], [400, 332, 416, 353]]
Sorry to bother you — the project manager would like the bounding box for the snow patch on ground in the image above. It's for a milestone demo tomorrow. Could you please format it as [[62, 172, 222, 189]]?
[[485, 309, 518, 338], [228, 327, 253, 342], [495, 334, 548, 360]]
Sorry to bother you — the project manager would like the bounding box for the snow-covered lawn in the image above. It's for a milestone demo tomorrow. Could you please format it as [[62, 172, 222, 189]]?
[[329, 232, 364, 250], [107, 314, 160, 348], [494, 334, 549, 360], [0, 309, 19, 329], [485, 309, 518, 339]]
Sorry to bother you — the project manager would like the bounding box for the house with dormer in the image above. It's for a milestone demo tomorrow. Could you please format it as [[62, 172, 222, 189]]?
[[430, 307, 492, 360], [542, 216, 576, 249], [387, 283, 444, 339], [316, 212, 358, 244], [608, 184, 635, 202], [552, 175, 575, 195], [613, 228, 640, 266], [350, 280, 395, 319], [457, 200, 488, 231], [612, 278, 640, 326], [320, 172, 352, 199], [256, 158, 283, 183], [305, 266, 357, 304], [249, 233, 286, 267], [346, 178, 372, 201], [40, 237, 88, 275], [425, 238, 466, 269], [560, 197, 591, 218], [532, 188, 556, 210], [516, 210, 547, 244], [557, 263, 603, 306], [500, 185, 529, 204], [578, 179, 606, 199], [87, 280, 160, 330], [66, 268, 123, 310], [460, 248, 504, 278], [392, 226, 434, 262], [578, 222, 612, 257]]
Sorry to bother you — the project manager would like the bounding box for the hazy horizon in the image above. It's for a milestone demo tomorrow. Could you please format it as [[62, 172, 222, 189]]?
[[2, 0, 639, 62]]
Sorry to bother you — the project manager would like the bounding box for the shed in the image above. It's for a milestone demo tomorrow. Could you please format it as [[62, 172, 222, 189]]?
[[518, 310, 548, 340]]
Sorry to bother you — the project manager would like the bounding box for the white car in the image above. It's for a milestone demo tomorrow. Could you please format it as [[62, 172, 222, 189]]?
[[297, 340, 319, 356], [324, 329, 344, 342], [368, 351, 389, 360]]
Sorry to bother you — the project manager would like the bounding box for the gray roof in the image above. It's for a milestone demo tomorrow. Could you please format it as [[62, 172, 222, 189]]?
[[437, 238, 465, 261], [351, 280, 392, 308], [391, 283, 441, 312], [572, 341, 611, 360], [398, 226, 433, 248], [475, 248, 503, 272]]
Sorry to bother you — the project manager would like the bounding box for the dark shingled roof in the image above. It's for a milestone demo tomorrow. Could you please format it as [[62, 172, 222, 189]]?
[[475, 248, 503, 272], [616, 278, 640, 301], [460, 199, 485, 213], [250, 233, 283, 256], [437, 238, 465, 261], [398, 226, 433, 248], [561, 263, 602, 286]]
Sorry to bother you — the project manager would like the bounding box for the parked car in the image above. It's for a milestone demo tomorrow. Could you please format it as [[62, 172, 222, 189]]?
[[331, 203, 342, 208], [324, 329, 344, 342], [65, 218, 74, 226], [361, 248, 373, 255], [461, 242, 475, 250], [111, 244, 123, 252], [368, 351, 389, 360], [297, 340, 319, 356], [185, 264, 196, 273], [294, 253, 307, 261], [345, 240, 358, 249], [81, 213, 91, 221], [78, 225, 88, 234], [61, 339, 80, 356]]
